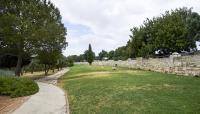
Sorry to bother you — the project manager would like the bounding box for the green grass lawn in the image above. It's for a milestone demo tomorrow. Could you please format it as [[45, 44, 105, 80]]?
[[59, 64, 200, 114]]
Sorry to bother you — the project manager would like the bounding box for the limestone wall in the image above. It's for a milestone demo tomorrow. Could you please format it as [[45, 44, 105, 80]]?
[[76, 54, 200, 76]]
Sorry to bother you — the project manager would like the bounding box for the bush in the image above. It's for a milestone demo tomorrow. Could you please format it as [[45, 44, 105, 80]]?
[[0, 76, 39, 98]]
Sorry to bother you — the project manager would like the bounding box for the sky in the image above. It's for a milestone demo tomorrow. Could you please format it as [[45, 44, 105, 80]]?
[[50, 0, 200, 56]]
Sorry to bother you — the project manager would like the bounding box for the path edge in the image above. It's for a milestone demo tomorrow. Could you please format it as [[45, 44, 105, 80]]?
[[57, 68, 70, 114]]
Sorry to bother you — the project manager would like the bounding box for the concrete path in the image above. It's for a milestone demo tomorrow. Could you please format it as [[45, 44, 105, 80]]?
[[37, 68, 69, 85], [12, 68, 69, 114]]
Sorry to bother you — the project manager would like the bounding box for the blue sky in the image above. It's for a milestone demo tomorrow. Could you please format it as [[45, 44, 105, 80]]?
[[51, 0, 200, 56], [65, 22, 92, 37]]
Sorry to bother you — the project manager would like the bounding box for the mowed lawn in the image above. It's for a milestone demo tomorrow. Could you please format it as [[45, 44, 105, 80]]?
[[58, 64, 200, 114]]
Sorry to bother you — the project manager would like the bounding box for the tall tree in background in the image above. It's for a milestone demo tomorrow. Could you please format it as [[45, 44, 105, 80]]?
[[84, 44, 95, 65]]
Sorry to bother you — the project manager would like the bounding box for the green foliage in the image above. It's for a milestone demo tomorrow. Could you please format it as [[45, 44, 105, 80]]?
[[126, 7, 200, 58], [98, 50, 108, 60], [37, 52, 67, 75], [24, 59, 44, 73], [108, 50, 115, 59], [0, 0, 67, 76], [0, 76, 39, 98], [66, 55, 85, 62], [57, 55, 68, 69], [25, 54, 67, 74], [84, 44, 95, 65], [113, 46, 129, 60], [97, 47, 130, 61], [60, 65, 200, 114]]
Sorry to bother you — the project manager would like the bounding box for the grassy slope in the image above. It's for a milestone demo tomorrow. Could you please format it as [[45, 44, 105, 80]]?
[[59, 65, 200, 114]]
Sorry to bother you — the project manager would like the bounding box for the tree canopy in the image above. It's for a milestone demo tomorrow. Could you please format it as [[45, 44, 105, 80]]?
[[127, 7, 200, 58], [94, 8, 200, 60], [0, 0, 67, 76], [98, 50, 108, 60]]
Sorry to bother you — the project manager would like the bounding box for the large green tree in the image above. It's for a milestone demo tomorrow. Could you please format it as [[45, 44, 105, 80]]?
[[128, 7, 200, 58], [0, 0, 67, 76]]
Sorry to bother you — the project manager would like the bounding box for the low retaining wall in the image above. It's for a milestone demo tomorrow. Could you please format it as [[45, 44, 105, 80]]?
[[76, 54, 200, 77]]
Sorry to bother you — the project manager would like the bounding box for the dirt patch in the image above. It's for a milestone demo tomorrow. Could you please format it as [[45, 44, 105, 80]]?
[[121, 70, 149, 76], [89, 72, 112, 78], [68, 72, 113, 80], [0, 96, 30, 114], [78, 72, 111, 76], [67, 70, 149, 81]]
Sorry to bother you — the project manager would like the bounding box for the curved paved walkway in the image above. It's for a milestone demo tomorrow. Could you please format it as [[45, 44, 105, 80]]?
[[13, 68, 69, 114]]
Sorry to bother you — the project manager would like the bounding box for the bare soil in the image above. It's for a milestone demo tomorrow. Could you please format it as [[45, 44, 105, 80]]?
[[0, 96, 29, 114]]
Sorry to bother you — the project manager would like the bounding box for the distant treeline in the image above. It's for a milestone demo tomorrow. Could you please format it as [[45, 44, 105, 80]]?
[[69, 7, 200, 62]]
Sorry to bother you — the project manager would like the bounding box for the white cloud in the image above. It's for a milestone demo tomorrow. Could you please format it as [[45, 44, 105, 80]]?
[[51, 0, 200, 56]]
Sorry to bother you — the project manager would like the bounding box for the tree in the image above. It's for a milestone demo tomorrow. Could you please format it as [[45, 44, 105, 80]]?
[[0, 0, 67, 76], [127, 7, 200, 58], [37, 50, 60, 75], [84, 44, 95, 65], [28, 59, 40, 74], [56, 54, 67, 71], [113, 46, 129, 60], [108, 50, 115, 60], [98, 50, 108, 60]]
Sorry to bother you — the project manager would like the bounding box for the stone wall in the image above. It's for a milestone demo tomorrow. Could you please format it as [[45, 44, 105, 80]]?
[[76, 54, 200, 76]]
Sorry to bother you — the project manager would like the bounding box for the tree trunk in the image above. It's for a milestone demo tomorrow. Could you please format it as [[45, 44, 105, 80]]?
[[57, 66, 60, 71], [21, 68, 24, 76], [44, 64, 47, 76], [45, 70, 48, 75], [61, 65, 63, 70], [31, 66, 34, 74], [44, 64, 49, 76], [15, 53, 22, 76]]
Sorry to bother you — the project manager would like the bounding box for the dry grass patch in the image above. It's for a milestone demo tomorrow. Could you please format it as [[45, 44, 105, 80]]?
[[67, 72, 113, 80], [68, 70, 148, 80], [122, 70, 150, 75], [122, 84, 176, 91]]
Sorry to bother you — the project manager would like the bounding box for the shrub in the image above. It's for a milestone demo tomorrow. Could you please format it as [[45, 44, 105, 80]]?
[[0, 76, 39, 97]]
